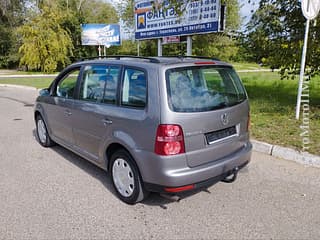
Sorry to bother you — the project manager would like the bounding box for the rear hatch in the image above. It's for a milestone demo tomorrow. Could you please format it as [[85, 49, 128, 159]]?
[[164, 63, 250, 168]]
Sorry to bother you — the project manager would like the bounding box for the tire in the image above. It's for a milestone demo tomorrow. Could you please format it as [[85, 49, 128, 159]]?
[[110, 149, 149, 204], [36, 115, 54, 147]]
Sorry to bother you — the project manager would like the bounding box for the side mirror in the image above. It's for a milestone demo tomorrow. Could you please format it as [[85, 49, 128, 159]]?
[[39, 88, 50, 96]]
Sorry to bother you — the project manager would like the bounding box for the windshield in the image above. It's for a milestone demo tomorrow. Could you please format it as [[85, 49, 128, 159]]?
[[166, 66, 247, 112]]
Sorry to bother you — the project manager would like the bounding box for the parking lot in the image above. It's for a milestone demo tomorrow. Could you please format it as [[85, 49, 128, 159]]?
[[1, 86, 320, 239]]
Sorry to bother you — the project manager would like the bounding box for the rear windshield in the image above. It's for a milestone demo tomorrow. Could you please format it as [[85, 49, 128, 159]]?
[[166, 66, 247, 112]]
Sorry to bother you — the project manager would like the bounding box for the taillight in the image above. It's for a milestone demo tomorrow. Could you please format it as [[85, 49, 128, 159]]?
[[154, 124, 185, 155]]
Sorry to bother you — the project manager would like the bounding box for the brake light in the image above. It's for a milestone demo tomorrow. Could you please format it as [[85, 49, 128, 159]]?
[[154, 124, 185, 155]]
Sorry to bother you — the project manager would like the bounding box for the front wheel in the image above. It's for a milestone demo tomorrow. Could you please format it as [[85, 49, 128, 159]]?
[[36, 115, 54, 147], [110, 150, 149, 204]]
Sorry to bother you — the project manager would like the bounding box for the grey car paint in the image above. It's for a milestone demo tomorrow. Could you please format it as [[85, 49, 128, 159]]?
[[34, 57, 252, 193]]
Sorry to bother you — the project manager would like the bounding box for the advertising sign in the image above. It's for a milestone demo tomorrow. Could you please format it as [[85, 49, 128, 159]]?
[[135, 0, 221, 40], [81, 24, 121, 46]]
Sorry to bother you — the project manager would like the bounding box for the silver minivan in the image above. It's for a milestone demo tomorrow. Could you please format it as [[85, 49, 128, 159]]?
[[34, 56, 252, 204]]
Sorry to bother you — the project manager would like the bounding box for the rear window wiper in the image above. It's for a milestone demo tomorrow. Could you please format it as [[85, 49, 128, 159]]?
[[229, 99, 246, 107], [212, 102, 228, 110]]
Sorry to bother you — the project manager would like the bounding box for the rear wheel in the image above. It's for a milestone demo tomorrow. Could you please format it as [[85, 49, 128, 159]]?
[[36, 115, 54, 147], [110, 149, 149, 204]]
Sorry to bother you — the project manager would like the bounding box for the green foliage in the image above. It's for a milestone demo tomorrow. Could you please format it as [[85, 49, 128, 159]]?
[[117, 0, 134, 34], [18, 6, 74, 73], [193, 34, 239, 61], [1, 0, 120, 71], [245, 0, 320, 77], [117, 40, 138, 55], [223, 0, 241, 31], [0, 25, 13, 67], [240, 72, 320, 154], [0, 0, 24, 25], [0, 0, 24, 68], [15, 0, 120, 71], [82, 0, 119, 24]]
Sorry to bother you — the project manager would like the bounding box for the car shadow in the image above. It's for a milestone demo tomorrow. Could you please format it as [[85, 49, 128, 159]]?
[[32, 129, 222, 208]]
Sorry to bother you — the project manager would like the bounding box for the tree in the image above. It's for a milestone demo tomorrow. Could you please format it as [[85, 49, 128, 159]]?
[[0, 0, 24, 68], [117, 0, 134, 37], [17, 0, 120, 71], [18, 6, 73, 72], [82, 0, 119, 24], [245, 0, 320, 76]]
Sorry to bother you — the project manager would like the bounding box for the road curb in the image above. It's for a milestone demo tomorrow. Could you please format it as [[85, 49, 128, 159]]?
[[252, 139, 320, 168], [0, 84, 38, 91]]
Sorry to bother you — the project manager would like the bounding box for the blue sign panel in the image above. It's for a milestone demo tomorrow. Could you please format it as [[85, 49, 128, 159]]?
[[134, 0, 221, 40], [81, 24, 121, 46]]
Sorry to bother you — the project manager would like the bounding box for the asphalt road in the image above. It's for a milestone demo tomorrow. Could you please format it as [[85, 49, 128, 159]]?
[[1, 86, 320, 239]]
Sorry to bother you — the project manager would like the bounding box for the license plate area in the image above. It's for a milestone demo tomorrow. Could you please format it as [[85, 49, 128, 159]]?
[[205, 125, 238, 145]]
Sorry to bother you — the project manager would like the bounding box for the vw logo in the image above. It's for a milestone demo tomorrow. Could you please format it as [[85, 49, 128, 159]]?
[[221, 113, 229, 125]]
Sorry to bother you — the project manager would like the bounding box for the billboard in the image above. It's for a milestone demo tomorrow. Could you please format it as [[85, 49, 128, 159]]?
[[81, 24, 121, 46], [135, 0, 221, 40]]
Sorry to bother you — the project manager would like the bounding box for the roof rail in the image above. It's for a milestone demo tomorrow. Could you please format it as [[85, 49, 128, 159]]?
[[162, 55, 220, 61], [78, 55, 161, 63]]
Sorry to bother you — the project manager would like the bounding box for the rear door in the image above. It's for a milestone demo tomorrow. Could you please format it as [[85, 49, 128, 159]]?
[[165, 65, 250, 167], [72, 64, 121, 161]]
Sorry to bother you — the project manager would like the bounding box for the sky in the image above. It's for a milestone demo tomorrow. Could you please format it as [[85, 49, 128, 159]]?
[[239, 0, 260, 27]]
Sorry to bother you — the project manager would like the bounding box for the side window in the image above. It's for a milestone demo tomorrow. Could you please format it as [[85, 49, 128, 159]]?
[[56, 69, 80, 99], [121, 68, 147, 108], [80, 65, 120, 104]]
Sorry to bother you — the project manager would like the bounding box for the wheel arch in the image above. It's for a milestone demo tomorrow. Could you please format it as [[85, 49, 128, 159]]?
[[106, 143, 142, 179], [106, 143, 129, 171], [34, 110, 41, 122]]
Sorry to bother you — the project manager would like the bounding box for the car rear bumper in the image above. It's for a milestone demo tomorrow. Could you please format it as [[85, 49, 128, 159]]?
[[135, 141, 252, 192], [144, 160, 249, 193]]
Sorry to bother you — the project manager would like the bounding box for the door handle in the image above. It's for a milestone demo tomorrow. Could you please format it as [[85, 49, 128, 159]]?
[[102, 119, 113, 125], [64, 109, 72, 116]]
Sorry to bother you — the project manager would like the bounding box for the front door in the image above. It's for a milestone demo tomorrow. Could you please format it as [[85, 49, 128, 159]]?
[[45, 68, 80, 146]]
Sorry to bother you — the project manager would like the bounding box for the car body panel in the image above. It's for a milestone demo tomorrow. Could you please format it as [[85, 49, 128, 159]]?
[[34, 56, 251, 193]]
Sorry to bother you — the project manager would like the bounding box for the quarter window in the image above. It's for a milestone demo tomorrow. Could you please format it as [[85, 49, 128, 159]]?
[[121, 68, 147, 108], [56, 69, 80, 99]]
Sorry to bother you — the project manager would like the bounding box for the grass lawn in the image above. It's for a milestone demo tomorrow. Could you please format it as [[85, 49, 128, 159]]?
[[231, 62, 269, 71], [0, 77, 53, 89], [239, 72, 320, 155], [0, 69, 58, 75], [0, 70, 319, 155]]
